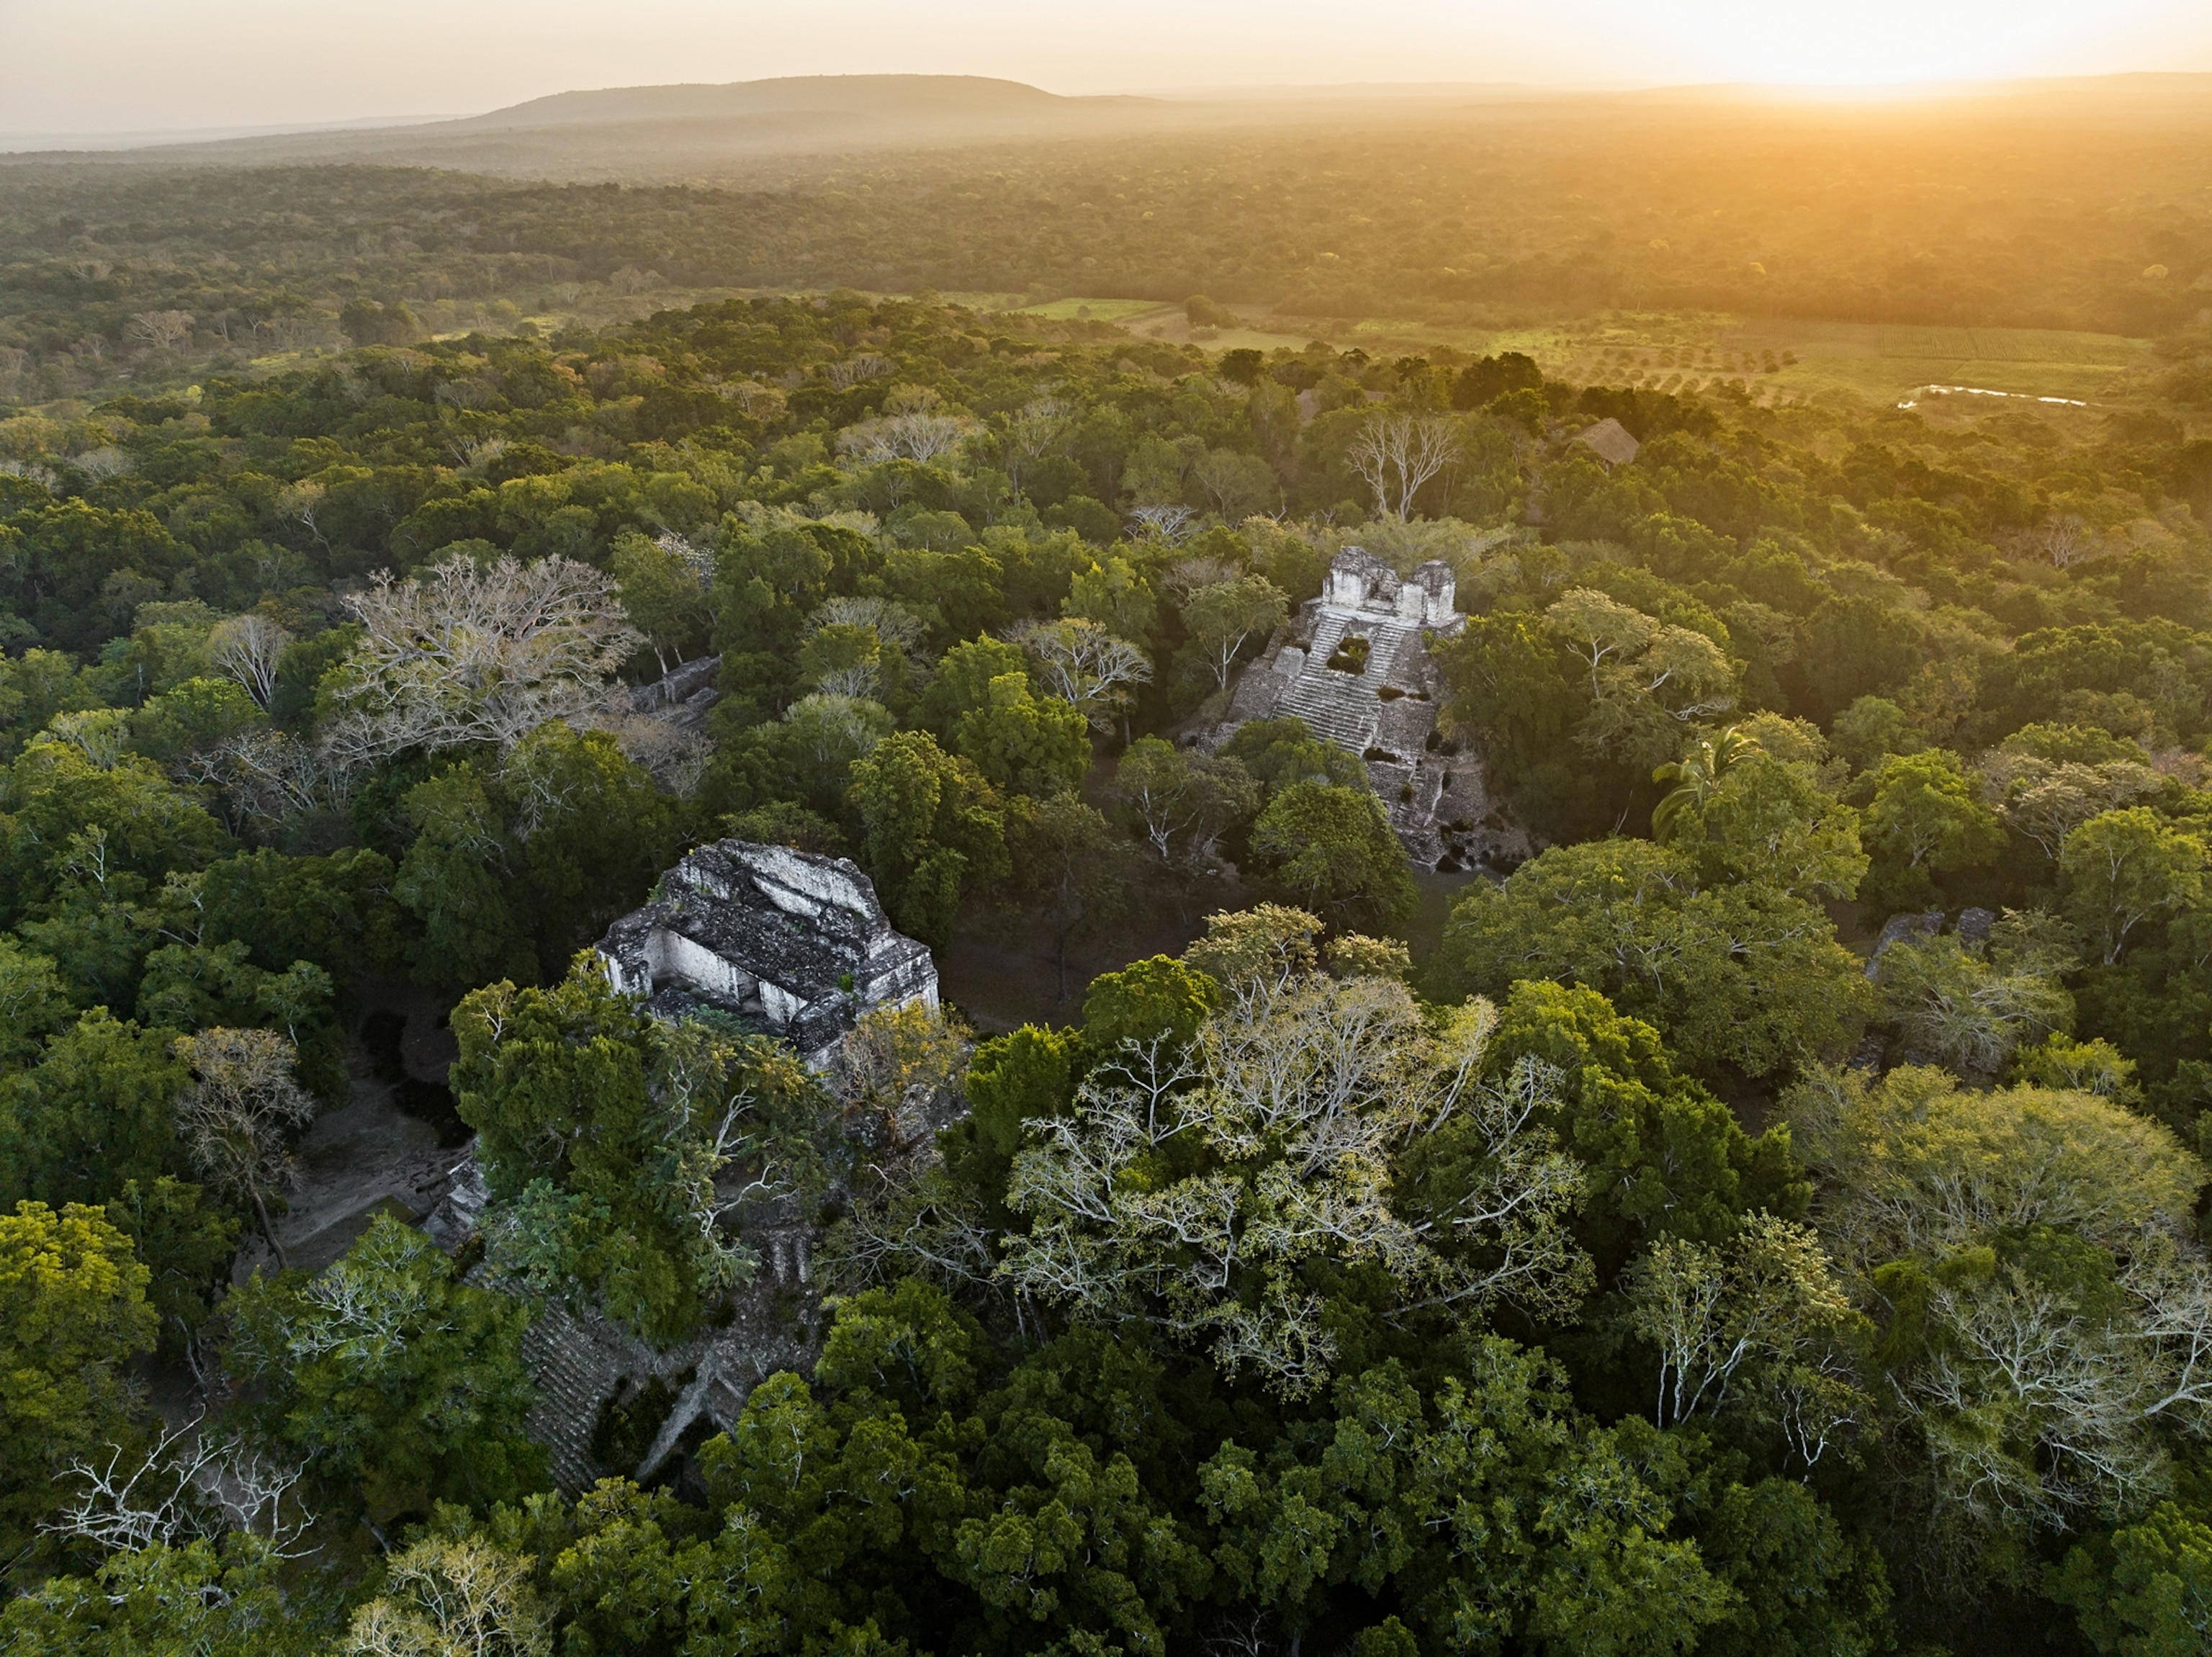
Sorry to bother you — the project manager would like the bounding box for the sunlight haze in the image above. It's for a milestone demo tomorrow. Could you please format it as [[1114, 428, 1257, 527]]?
[[6, 0, 2212, 1635], [3, 0, 2209, 134]]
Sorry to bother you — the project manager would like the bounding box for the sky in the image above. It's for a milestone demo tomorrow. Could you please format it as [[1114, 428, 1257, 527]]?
[[2, 0, 2210, 137]]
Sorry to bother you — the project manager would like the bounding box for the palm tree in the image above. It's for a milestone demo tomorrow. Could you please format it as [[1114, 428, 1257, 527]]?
[[1651, 726, 1761, 840]]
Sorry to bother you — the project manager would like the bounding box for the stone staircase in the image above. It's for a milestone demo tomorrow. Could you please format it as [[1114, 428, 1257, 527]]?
[[1358, 620, 1420, 687], [518, 1304, 635, 1494], [513, 1266, 830, 1494], [1279, 667, 1378, 751], [1273, 615, 1425, 754], [1305, 611, 1352, 666]]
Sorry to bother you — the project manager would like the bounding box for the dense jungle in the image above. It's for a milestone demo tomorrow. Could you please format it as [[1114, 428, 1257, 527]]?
[[6, 73, 2212, 1657]]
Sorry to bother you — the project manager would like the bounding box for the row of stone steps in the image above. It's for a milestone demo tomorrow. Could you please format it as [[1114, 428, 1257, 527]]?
[[1305, 612, 1350, 668], [1269, 612, 1432, 755], [1357, 619, 1421, 686], [1277, 669, 1379, 752], [518, 1308, 621, 1494]]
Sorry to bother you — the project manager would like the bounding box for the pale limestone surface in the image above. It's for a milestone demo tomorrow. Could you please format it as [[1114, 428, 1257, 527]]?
[[1220, 547, 1532, 871], [597, 839, 938, 1065]]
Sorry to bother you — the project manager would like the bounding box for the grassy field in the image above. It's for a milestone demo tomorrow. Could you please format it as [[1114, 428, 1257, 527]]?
[[1001, 297, 2153, 408], [1010, 297, 1173, 323]]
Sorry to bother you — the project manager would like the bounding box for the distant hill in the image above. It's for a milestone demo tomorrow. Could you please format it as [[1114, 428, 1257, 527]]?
[[36, 74, 1192, 179], [445, 74, 1144, 130], [15, 69, 2211, 184]]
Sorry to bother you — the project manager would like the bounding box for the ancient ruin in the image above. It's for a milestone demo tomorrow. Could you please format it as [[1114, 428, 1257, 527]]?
[[1224, 547, 1529, 871], [595, 838, 940, 1066], [415, 840, 945, 1491]]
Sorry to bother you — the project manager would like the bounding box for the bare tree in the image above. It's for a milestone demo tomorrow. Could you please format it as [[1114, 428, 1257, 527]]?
[[719, 379, 788, 420], [323, 554, 641, 763], [1876, 933, 2074, 1078], [2122, 1231, 2212, 1428], [1181, 575, 1290, 691], [1902, 1265, 2170, 1537], [181, 728, 355, 834], [449, 432, 508, 467], [1346, 412, 1462, 519], [809, 595, 927, 657], [818, 1162, 1000, 1295], [50, 1416, 312, 1555], [126, 310, 195, 353], [1004, 617, 1154, 731], [275, 480, 331, 554], [2031, 512, 2095, 570], [1128, 504, 1197, 544], [206, 613, 295, 709], [1107, 737, 1259, 861], [174, 1028, 319, 1269], [1618, 1214, 1866, 1457], [1000, 395, 1071, 493], [1982, 749, 2164, 860], [0, 457, 58, 493], [70, 446, 135, 481], [588, 711, 711, 797], [825, 354, 894, 390], [1160, 554, 1237, 598], [837, 411, 974, 466], [1000, 979, 1588, 1396], [40, 709, 132, 768]]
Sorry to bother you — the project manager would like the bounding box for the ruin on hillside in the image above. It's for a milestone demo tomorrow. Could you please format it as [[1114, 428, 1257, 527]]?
[[1223, 547, 1531, 871], [419, 839, 945, 1492]]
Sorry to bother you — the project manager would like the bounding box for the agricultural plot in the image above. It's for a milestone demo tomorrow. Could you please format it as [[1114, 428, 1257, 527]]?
[[980, 300, 2151, 408]]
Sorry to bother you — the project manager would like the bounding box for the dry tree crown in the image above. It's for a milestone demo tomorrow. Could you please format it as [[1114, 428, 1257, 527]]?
[[323, 554, 642, 763], [174, 1027, 318, 1267]]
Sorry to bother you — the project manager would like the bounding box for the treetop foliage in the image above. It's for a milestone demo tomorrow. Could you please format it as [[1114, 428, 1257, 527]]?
[[1, 193, 2211, 1651]]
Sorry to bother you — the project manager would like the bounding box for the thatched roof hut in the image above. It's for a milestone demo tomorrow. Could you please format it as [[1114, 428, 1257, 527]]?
[[1574, 416, 1640, 467]]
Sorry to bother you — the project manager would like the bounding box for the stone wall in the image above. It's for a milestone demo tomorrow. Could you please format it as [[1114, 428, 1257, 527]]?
[[597, 839, 938, 1065], [1218, 547, 1532, 872]]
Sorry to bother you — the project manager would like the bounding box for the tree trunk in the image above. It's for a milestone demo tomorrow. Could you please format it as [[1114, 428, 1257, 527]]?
[[251, 1184, 290, 1272]]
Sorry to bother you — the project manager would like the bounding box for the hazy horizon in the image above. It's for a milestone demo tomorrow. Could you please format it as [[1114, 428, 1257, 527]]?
[[4, 0, 2211, 139]]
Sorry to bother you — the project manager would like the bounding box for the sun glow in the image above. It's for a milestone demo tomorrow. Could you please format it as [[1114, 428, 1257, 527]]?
[[1599, 0, 2196, 89], [1, 0, 2208, 133]]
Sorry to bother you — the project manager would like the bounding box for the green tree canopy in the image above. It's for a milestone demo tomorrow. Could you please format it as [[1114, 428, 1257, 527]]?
[[225, 1213, 541, 1514], [1247, 779, 1416, 933], [1859, 748, 2005, 915], [2062, 807, 2207, 966], [950, 672, 1089, 799], [1431, 839, 1871, 1081], [0, 1200, 156, 1548], [848, 729, 1010, 948], [0, 1009, 187, 1210], [453, 956, 834, 1339]]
